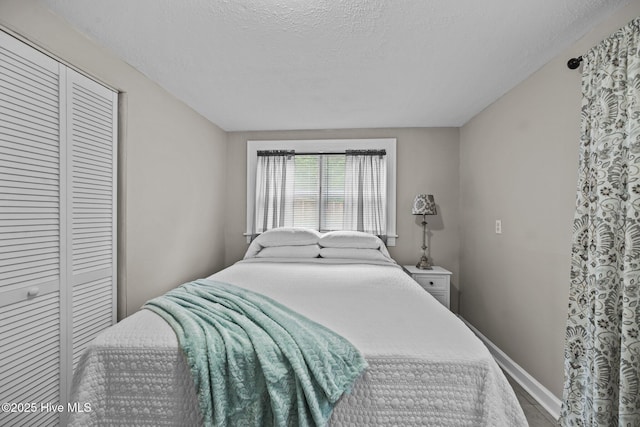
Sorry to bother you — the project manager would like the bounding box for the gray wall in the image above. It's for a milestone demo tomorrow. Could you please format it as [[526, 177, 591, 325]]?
[[458, 2, 640, 398], [225, 128, 462, 310], [0, 0, 229, 317]]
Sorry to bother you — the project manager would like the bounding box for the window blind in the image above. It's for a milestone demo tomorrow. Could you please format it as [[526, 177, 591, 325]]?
[[292, 154, 346, 231]]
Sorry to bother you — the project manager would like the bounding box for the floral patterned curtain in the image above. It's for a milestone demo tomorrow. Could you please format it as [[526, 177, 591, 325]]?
[[561, 17, 640, 426]]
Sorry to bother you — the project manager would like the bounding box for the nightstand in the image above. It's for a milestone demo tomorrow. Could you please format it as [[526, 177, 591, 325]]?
[[403, 265, 452, 309]]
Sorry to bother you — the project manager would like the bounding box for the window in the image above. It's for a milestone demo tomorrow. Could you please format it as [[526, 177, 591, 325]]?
[[292, 154, 345, 231], [246, 139, 397, 245]]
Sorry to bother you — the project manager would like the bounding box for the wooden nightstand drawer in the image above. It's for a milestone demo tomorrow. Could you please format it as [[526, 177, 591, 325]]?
[[414, 275, 448, 291], [427, 290, 448, 307], [403, 265, 452, 310]]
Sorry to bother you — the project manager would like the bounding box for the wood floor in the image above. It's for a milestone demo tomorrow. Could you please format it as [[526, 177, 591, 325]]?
[[504, 371, 558, 426]]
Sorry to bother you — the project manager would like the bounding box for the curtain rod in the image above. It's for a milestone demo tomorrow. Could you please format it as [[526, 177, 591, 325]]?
[[567, 56, 583, 70], [295, 152, 347, 155], [257, 150, 386, 156]]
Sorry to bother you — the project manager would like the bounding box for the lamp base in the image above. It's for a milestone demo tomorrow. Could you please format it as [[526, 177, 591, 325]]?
[[416, 255, 433, 270]]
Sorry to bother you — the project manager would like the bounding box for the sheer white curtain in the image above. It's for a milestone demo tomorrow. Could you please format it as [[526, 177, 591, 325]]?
[[253, 151, 294, 234], [343, 150, 386, 236]]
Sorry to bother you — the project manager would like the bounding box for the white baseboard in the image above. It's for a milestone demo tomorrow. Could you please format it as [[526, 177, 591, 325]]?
[[458, 316, 561, 421]]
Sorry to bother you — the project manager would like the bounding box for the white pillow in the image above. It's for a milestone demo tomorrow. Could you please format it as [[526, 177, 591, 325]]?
[[254, 227, 321, 247], [319, 231, 382, 249], [256, 245, 320, 258], [319, 247, 390, 262]]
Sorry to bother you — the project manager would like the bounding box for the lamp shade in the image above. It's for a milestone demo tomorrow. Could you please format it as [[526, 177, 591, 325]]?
[[412, 194, 436, 215]]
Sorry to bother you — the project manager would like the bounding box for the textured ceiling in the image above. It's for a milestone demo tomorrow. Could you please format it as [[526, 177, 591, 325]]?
[[41, 0, 630, 131]]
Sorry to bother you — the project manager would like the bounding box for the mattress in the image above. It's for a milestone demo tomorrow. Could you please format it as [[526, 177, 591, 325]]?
[[69, 260, 527, 426]]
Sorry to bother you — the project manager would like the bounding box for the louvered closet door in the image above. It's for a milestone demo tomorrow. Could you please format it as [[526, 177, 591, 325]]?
[[0, 31, 63, 427], [65, 68, 117, 371]]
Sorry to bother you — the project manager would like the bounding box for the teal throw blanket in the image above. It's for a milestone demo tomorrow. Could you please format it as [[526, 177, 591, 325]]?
[[143, 279, 367, 427]]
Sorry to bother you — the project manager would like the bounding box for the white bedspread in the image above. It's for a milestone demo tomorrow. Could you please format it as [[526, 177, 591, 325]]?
[[69, 260, 527, 426]]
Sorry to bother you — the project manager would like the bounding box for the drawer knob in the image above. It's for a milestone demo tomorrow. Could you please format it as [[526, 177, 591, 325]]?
[[27, 287, 40, 297], [429, 281, 434, 286]]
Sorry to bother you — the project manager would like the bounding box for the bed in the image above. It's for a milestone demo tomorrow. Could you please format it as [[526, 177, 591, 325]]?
[[69, 229, 527, 426]]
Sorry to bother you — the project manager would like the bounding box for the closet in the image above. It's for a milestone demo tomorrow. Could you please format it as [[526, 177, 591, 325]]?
[[0, 30, 117, 426]]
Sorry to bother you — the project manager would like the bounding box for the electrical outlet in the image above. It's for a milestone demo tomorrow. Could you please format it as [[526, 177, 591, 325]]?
[[495, 220, 502, 234]]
